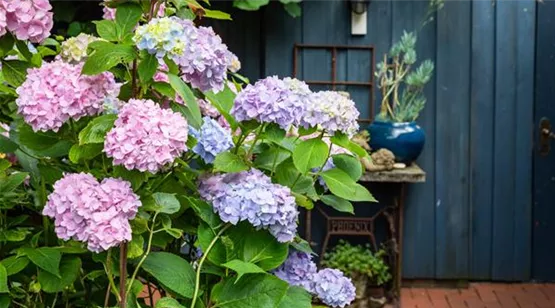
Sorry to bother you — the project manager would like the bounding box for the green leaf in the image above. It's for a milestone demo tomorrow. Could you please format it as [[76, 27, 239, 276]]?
[[320, 169, 377, 202], [0, 229, 30, 242], [274, 159, 317, 198], [198, 222, 227, 266], [213, 152, 249, 173], [15, 40, 33, 62], [1, 256, 29, 276], [1, 60, 30, 87], [114, 166, 148, 190], [290, 238, 313, 255], [78, 114, 117, 145], [168, 74, 202, 129], [233, 0, 270, 10], [156, 298, 186, 308], [187, 197, 221, 228], [20, 247, 61, 278], [283, 3, 301, 17], [211, 274, 288, 308], [127, 234, 144, 259], [94, 20, 118, 41], [127, 278, 144, 308], [254, 146, 290, 171], [68, 143, 103, 163], [153, 82, 176, 98], [0, 135, 18, 154], [203, 9, 232, 20], [0, 35, 14, 57], [293, 193, 313, 210], [321, 195, 354, 214], [67, 21, 82, 37], [0, 264, 7, 293], [331, 133, 367, 158], [0, 294, 9, 308], [222, 260, 264, 282], [204, 87, 238, 129], [82, 41, 136, 75], [116, 3, 143, 40], [142, 252, 195, 298], [153, 193, 181, 214], [38, 256, 81, 293], [0, 172, 28, 192], [236, 225, 289, 270], [332, 154, 362, 181], [138, 53, 159, 84], [263, 124, 286, 144], [292, 138, 328, 174]]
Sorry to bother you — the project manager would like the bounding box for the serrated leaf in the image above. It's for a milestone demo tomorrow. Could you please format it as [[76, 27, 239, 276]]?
[[38, 256, 81, 293], [156, 298, 186, 308], [1, 60, 30, 87], [113, 166, 148, 190], [142, 252, 195, 298], [69, 143, 103, 163], [138, 53, 158, 84], [0, 172, 28, 192], [0, 264, 7, 293], [254, 146, 290, 171], [168, 74, 202, 129], [0, 135, 18, 153], [78, 114, 117, 145], [222, 260, 264, 282], [213, 152, 249, 173], [211, 274, 288, 308], [82, 41, 136, 75], [20, 247, 61, 278], [0, 35, 14, 57], [1, 256, 29, 276], [277, 286, 311, 308], [321, 195, 354, 214], [153, 193, 181, 214], [94, 20, 118, 41], [283, 3, 301, 17], [332, 154, 362, 181], [203, 9, 232, 20], [127, 234, 144, 259], [116, 3, 143, 41], [320, 168, 376, 202], [292, 138, 328, 174]]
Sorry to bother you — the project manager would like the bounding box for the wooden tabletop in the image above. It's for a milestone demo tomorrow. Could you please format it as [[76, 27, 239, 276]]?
[[359, 163, 426, 183]]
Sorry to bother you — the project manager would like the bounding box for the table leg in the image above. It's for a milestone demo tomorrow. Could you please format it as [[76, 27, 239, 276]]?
[[396, 183, 406, 308]]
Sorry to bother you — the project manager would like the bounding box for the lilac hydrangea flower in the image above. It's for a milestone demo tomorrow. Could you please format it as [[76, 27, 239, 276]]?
[[302, 91, 360, 137], [231, 76, 309, 130], [311, 268, 356, 308], [199, 169, 299, 242], [189, 117, 233, 164], [272, 250, 317, 291], [16, 60, 120, 132], [1, 0, 53, 43], [133, 17, 189, 61], [175, 25, 231, 93], [43, 173, 141, 253], [104, 99, 188, 173]]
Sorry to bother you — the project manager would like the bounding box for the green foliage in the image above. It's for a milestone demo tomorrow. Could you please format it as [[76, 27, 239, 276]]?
[[322, 240, 392, 286], [376, 31, 435, 122]]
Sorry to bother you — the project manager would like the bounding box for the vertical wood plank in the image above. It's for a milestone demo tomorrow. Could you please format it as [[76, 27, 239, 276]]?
[[434, 0, 471, 279], [512, 0, 534, 281], [470, 0, 495, 280], [492, 0, 518, 281], [533, 0, 555, 282]]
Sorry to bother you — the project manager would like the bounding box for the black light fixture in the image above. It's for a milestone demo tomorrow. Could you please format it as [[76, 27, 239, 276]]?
[[349, 0, 370, 15]]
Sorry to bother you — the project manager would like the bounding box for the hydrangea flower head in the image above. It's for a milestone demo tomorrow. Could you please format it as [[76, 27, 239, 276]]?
[[227, 51, 241, 73], [103, 1, 165, 21], [0, 8, 7, 37], [16, 60, 119, 132], [272, 250, 317, 291], [60, 33, 98, 63], [199, 169, 299, 242], [189, 117, 233, 164], [1, 0, 53, 43], [133, 17, 189, 60], [43, 173, 141, 252], [311, 269, 356, 308], [302, 91, 360, 136], [176, 25, 231, 93], [231, 76, 308, 130], [104, 99, 189, 173]]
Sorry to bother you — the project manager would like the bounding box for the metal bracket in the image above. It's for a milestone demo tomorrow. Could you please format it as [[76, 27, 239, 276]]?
[[539, 117, 555, 156]]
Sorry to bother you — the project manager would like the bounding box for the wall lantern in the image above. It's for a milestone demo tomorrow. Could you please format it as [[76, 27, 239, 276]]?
[[349, 0, 370, 36]]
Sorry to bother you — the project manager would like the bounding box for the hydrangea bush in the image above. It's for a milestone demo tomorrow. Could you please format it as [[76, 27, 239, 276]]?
[[0, 1, 376, 307]]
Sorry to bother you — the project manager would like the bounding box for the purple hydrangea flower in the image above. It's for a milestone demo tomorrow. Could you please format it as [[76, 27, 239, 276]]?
[[175, 25, 231, 93], [43, 173, 141, 253], [272, 250, 317, 291], [104, 99, 189, 173], [199, 169, 299, 242], [302, 91, 360, 137], [231, 76, 310, 130], [189, 117, 233, 164], [311, 268, 356, 308]]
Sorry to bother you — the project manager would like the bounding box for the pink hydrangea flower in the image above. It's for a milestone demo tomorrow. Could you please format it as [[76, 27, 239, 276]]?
[[43, 173, 141, 253], [16, 60, 120, 132], [104, 99, 189, 173], [0, 8, 7, 37], [103, 1, 165, 20], [1, 0, 53, 43]]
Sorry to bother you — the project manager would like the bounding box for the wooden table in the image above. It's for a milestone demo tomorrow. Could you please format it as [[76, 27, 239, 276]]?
[[305, 164, 425, 307]]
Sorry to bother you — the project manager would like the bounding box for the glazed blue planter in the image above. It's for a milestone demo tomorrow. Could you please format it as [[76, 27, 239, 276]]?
[[367, 120, 425, 164]]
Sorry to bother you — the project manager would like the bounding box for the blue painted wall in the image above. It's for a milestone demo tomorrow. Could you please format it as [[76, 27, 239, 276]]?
[[207, 0, 537, 281]]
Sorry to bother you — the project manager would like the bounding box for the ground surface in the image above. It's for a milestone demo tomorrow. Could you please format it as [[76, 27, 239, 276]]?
[[392, 283, 555, 308]]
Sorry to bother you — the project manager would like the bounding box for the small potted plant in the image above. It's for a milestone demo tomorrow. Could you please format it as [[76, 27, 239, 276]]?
[[368, 31, 434, 163], [322, 240, 392, 308]]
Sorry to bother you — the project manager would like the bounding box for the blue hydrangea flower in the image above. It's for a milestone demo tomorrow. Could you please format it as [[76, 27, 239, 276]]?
[[231, 76, 310, 130], [189, 117, 233, 164], [272, 250, 317, 291], [198, 169, 299, 242], [133, 17, 189, 60], [311, 268, 356, 308]]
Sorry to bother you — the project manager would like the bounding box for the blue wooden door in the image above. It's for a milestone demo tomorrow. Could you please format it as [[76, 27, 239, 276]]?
[[533, 0, 555, 282]]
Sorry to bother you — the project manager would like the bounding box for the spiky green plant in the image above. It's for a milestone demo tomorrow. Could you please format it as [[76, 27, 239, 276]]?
[[376, 31, 434, 123]]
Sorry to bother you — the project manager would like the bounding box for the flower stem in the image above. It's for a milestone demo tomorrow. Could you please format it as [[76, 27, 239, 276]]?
[[190, 224, 232, 308], [245, 124, 265, 159], [126, 212, 159, 295], [105, 250, 122, 303], [119, 243, 128, 308]]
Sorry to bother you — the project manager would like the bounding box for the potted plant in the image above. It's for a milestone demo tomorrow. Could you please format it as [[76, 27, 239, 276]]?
[[322, 240, 392, 308], [368, 31, 434, 163]]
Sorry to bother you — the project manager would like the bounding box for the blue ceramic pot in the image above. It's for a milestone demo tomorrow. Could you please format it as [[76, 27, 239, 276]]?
[[367, 120, 425, 164]]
